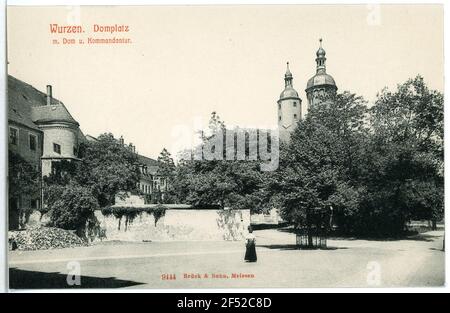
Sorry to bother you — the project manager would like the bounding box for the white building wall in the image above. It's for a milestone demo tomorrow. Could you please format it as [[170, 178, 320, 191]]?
[[278, 98, 302, 143], [41, 124, 78, 159]]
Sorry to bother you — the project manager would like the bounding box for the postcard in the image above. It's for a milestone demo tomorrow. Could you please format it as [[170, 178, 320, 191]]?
[[6, 3, 445, 290]]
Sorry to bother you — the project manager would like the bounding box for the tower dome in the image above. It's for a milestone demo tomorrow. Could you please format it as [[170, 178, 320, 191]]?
[[306, 73, 336, 90], [316, 46, 326, 57], [279, 62, 300, 100], [305, 39, 337, 107], [280, 87, 299, 99]]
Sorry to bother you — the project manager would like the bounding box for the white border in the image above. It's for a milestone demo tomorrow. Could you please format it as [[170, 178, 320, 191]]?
[[1, 0, 6, 294], [1, 0, 448, 294]]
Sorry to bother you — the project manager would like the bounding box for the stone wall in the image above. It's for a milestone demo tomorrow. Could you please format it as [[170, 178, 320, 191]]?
[[27, 208, 250, 242], [94, 209, 250, 242]]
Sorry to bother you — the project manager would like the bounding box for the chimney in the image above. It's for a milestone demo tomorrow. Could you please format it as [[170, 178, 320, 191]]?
[[46, 85, 52, 105]]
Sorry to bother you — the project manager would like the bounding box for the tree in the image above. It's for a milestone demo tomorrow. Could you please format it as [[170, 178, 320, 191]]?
[[8, 150, 40, 229], [42, 133, 141, 233], [172, 112, 269, 212], [273, 77, 444, 237], [75, 133, 141, 207], [156, 148, 177, 203], [157, 148, 176, 176], [362, 75, 444, 233], [267, 91, 369, 240], [8, 150, 41, 200]]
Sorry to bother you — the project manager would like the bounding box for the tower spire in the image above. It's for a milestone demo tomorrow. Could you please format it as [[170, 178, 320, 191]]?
[[316, 38, 327, 74], [284, 62, 293, 87]]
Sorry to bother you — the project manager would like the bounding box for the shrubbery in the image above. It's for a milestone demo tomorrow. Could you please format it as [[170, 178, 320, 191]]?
[[46, 183, 98, 236], [42, 133, 141, 235]]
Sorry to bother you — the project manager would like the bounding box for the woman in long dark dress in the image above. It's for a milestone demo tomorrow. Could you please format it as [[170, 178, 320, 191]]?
[[244, 226, 257, 262]]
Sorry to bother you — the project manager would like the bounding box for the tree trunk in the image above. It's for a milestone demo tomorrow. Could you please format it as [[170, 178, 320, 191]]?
[[306, 212, 313, 247], [307, 226, 313, 247]]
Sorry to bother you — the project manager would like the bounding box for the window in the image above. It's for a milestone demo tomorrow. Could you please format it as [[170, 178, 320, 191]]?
[[294, 114, 298, 119], [279, 116, 282, 121], [293, 102, 297, 107], [53, 143, 61, 154], [278, 103, 281, 110], [73, 146, 78, 157], [29, 134, 37, 151], [9, 127, 18, 145]]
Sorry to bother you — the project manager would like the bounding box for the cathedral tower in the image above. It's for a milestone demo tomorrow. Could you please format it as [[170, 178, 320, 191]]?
[[305, 39, 337, 108], [278, 62, 302, 143]]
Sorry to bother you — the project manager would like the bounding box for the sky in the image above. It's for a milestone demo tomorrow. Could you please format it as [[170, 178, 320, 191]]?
[[7, 5, 444, 159]]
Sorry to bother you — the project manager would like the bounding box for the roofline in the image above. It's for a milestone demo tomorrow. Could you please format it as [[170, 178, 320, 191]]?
[[41, 156, 81, 161], [8, 119, 43, 133], [277, 96, 301, 103], [85, 134, 99, 141], [305, 84, 338, 93], [34, 119, 80, 127], [8, 75, 64, 105]]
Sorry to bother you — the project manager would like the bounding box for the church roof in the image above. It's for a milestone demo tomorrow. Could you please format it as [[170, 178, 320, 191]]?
[[279, 86, 300, 100], [305, 39, 338, 92], [306, 73, 337, 91], [279, 62, 300, 100], [316, 46, 326, 57]]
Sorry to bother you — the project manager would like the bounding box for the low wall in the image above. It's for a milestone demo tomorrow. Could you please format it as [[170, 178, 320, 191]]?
[[95, 209, 250, 242], [26, 208, 250, 242]]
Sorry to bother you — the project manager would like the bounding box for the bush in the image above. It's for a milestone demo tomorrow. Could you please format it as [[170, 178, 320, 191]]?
[[47, 183, 98, 236]]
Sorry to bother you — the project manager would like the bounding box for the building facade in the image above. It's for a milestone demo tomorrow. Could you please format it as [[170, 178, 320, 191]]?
[[8, 75, 84, 228], [8, 75, 169, 229], [137, 153, 169, 202]]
